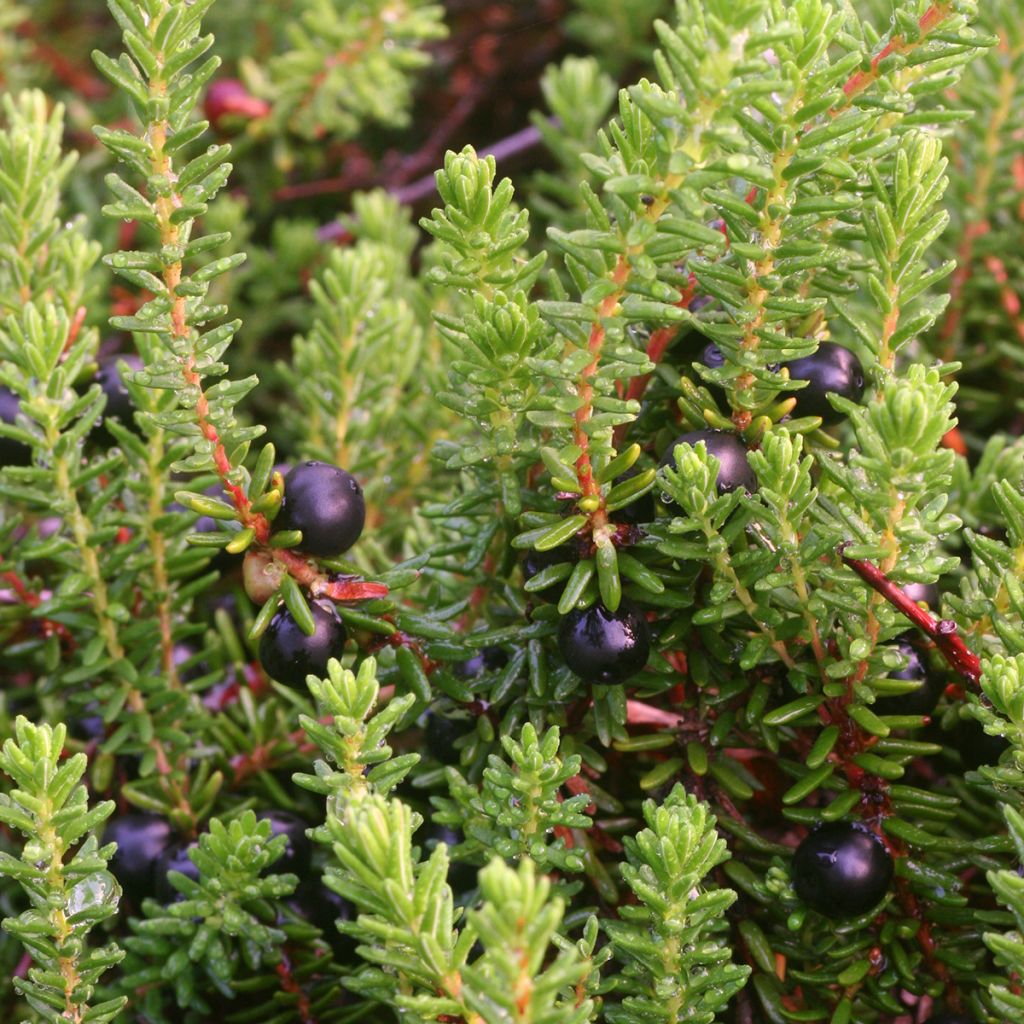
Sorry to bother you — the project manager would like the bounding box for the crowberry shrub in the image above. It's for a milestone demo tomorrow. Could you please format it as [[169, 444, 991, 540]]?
[[2, 3, 1024, 1024]]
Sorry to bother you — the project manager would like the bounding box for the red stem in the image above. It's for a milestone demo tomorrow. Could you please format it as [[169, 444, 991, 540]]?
[[1, 570, 39, 607], [621, 277, 697, 404], [840, 546, 981, 684], [840, 4, 953, 103], [275, 952, 317, 1024]]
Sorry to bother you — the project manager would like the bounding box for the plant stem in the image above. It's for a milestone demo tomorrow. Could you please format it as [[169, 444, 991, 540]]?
[[840, 545, 981, 683], [317, 122, 548, 240], [838, 3, 955, 106], [50, 436, 191, 816]]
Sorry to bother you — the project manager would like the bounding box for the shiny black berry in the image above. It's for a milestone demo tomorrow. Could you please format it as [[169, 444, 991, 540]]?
[[256, 810, 312, 876], [154, 839, 200, 904], [792, 821, 893, 919], [522, 544, 575, 602], [558, 599, 651, 686], [873, 636, 945, 718], [454, 646, 508, 680], [97, 354, 143, 431], [660, 429, 756, 497], [785, 343, 864, 425], [102, 813, 173, 903], [424, 709, 474, 765], [276, 460, 365, 557], [258, 599, 347, 687], [0, 386, 30, 467]]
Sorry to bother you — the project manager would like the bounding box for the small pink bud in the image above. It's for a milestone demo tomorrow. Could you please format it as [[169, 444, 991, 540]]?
[[204, 79, 270, 130]]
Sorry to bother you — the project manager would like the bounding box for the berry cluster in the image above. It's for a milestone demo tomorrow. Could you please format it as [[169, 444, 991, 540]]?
[[251, 461, 367, 686], [699, 340, 866, 426], [0, 352, 144, 466], [515, 343, 867, 695], [524, 343, 867, 694], [503, 335, 972, 949], [100, 807, 353, 956], [102, 809, 313, 904]]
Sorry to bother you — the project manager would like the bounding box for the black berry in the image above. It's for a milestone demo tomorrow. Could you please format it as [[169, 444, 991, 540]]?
[[522, 544, 575, 602], [558, 599, 651, 686], [923, 1015, 975, 1024], [256, 809, 312, 876], [276, 460, 365, 557], [154, 839, 200, 904], [873, 636, 945, 718], [424, 709, 474, 765], [258, 599, 347, 687], [660, 429, 756, 497], [102, 813, 173, 903], [454, 646, 508, 680], [0, 386, 30, 467], [785, 343, 864, 425], [792, 820, 893, 919], [97, 354, 143, 432]]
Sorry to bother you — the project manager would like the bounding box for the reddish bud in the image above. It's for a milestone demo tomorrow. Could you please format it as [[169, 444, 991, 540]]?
[[204, 79, 270, 130]]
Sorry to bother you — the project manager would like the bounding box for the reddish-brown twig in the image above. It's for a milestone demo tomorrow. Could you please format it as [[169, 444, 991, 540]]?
[[275, 952, 317, 1024], [316, 122, 547, 241], [62, 306, 87, 356], [840, 545, 981, 684], [574, 255, 631, 522]]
